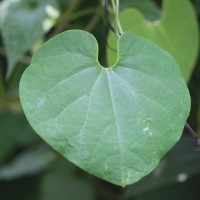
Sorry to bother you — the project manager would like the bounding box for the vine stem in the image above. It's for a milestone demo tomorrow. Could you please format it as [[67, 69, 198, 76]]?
[[184, 123, 200, 152], [185, 122, 197, 138], [84, 5, 101, 32], [115, 0, 123, 35], [110, 0, 123, 37]]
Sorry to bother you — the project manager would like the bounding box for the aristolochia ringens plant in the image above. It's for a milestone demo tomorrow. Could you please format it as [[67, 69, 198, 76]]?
[[19, 0, 190, 186]]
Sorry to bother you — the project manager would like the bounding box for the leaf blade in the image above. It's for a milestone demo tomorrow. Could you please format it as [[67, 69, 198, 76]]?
[[20, 30, 190, 186]]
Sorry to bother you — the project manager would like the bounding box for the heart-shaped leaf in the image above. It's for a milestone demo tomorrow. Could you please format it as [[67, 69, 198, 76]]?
[[19, 30, 190, 186], [107, 0, 199, 82]]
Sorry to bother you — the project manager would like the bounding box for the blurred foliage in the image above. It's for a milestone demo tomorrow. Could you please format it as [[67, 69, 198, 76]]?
[[0, 0, 59, 79], [119, 0, 161, 20], [107, 0, 199, 81], [0, 0, 199, 199]]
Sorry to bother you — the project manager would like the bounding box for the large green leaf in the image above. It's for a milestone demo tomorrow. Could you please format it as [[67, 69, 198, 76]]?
[[19, 30, 190, 186], [0, 0, 60, 79], [107, 0, 199, 82]]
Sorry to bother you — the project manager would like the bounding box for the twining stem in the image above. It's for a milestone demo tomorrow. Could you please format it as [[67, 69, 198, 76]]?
[[115, 0, 123, 35], [104, 0, 115, 33], [111, 0, 123, 37], [111, 0, 116, 11], [185, 123, 197, 138], [185, 123, 200, 152]]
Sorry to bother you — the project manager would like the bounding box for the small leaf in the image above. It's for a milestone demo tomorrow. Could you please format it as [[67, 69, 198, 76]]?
[[0, 111, 39, 162], [0, 0, 60, 79], [20, 30, 190, 186], [0, 145, 56, 180], [39, 158, 94, 200], [107, 0, 199, 82]]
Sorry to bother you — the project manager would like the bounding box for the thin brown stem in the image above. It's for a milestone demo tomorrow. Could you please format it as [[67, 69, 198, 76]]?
[[51, 0, 82, 37], [84, 12, 101, 32], [185, 122, 197, 138]]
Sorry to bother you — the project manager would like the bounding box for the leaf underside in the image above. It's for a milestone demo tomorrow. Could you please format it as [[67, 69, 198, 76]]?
[[19, 30, 190, 186]]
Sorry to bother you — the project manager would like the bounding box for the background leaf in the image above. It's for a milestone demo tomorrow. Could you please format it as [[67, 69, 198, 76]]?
[[0, 111, 39, 163], [0, 0, 60, 79], [192, 0, 200, 16], [0, 145, 56, 180], [107, 0, 199, 82], [119, 0, 161, 21], [39, 158, 94, 200], [0, 68, 4, 97], [132, 175, 200, 200], [124, 137, 200, 199]]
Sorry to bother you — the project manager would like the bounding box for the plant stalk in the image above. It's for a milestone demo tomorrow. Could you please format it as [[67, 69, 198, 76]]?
[[111, 0, 123, 37]]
